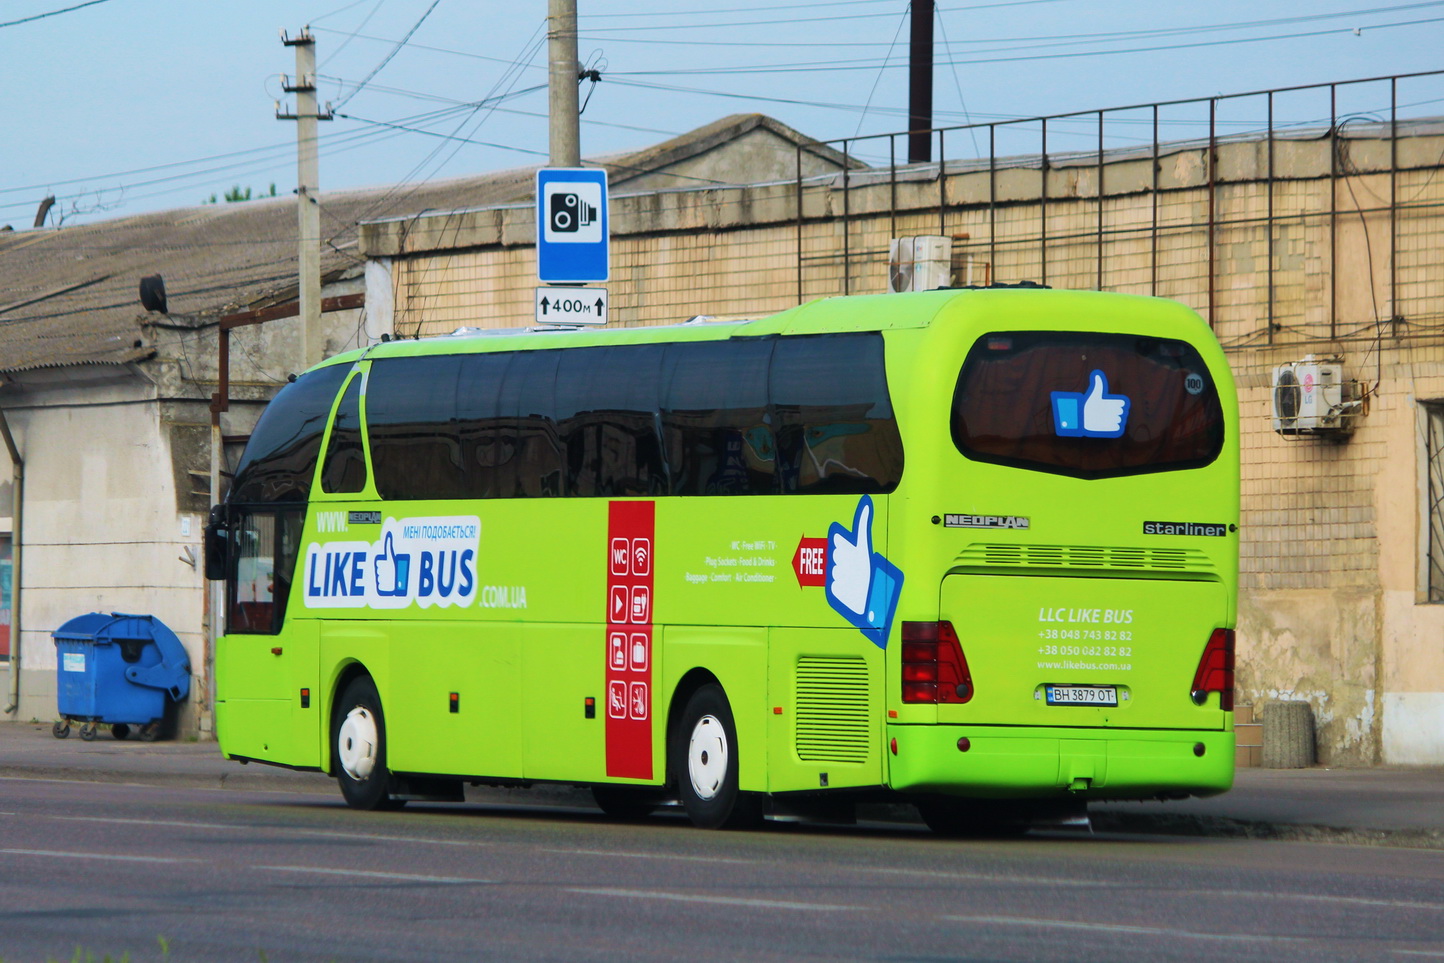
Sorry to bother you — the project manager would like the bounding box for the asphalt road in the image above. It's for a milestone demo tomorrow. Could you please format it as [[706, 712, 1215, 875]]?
[[2, 775, 1443, 963]]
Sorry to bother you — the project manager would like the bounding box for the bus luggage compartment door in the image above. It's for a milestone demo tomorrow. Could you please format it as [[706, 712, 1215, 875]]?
[[939, 574, 1229, 731]]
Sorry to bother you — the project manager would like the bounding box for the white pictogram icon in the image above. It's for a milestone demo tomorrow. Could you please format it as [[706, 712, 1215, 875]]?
[[631, 537, 651, 576], [608, 681, 627, 719], [609, 632, 627, 669], [630, 682, 649, 721], [629, 633, 648, 671], [629, 586, 651, 624], [610, 585, 628, 622], [610, 538, 630, 576]]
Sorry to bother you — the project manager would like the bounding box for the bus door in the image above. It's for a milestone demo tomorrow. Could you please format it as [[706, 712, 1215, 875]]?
[[217, 504, 316, 763]]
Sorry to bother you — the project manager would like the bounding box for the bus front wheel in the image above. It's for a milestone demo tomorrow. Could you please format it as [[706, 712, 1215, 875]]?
[[334, 676, 405, 811], [671, 684, 762, 830]]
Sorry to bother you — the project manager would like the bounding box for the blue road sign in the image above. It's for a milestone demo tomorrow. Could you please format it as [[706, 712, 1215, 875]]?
[[537, 168, 609, 283]]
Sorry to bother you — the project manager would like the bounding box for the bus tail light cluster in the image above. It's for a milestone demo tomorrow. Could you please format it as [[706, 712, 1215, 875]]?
[[1191, 628, 1235, 711], [901, 621, 973, 704]]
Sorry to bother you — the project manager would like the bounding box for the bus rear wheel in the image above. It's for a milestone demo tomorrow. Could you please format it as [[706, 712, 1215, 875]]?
[[671, 684, 761, 830], [334, 675, 405, 811]]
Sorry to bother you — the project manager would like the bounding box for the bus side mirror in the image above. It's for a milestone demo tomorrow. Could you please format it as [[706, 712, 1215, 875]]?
[[204, 505, 229, 581]]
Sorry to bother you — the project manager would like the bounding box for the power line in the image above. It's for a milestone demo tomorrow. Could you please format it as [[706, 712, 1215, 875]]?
[[854, 4, 908, 138], [578, 0, 1072, 19], [334, 0, 444, 110], [319, 0, 386, 69], [573, 0, 1444, 47], [0, 0, 114, 29], [311, 26, 549, 70], [603, 16, 1444, 74]]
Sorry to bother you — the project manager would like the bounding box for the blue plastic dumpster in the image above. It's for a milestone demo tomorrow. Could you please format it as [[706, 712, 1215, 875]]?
[[51, 612, 191, 742]]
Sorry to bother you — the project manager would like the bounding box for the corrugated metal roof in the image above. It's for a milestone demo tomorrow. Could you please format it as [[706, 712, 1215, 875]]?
[[0, 171, 541, 372], [0, 114, 837, 373]]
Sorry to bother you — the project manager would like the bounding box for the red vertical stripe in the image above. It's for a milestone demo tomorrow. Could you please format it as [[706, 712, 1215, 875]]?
[[605, 501, 654, 779]]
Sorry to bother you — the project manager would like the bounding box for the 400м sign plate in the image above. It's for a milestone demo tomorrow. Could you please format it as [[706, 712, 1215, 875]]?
[[536, 286, 608, 325]]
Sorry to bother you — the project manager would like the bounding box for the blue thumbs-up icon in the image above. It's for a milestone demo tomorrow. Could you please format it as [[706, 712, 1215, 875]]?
[[1051, 369, 1131, 438], [825, 496, 904, 649], [373, 531, 411, 598]]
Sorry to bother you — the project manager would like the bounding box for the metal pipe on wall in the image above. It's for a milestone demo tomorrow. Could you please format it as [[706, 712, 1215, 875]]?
[[0, 406, 22, 715]]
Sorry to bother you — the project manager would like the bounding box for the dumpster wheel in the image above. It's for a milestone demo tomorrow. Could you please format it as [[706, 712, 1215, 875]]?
[[51, 721, 70, 739], [79, 722, 97, 741]]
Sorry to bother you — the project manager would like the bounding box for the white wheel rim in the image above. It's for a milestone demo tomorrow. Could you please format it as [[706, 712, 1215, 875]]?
[[338, 706, 379, 781], [687, 714, 729, 801]]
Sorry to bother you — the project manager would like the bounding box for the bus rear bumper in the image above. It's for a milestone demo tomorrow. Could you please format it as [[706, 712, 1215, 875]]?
[[885, 724, 1235, 800]]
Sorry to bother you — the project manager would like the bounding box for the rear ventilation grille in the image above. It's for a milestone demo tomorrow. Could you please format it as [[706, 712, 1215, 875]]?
[[956, 543, 1215, 573], [795, 656, 871, 765]]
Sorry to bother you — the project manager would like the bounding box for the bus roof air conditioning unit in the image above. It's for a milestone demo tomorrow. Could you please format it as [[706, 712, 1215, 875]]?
[[888, 236, 952, 293], [1271, 356, 1362, 435]]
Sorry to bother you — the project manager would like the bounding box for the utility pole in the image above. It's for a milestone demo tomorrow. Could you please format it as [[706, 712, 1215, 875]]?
[[278, 28, 333, 367], [908, 0, 934, 164], [548, 0, 581, 167]]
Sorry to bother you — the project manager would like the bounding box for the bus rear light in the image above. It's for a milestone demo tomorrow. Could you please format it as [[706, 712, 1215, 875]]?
[[901, 641, 937, 662], [903, 682, 938, 702], [902, 663, 938, 682], [1191, 628, 1235, 711], [901, 621, 973, 704]]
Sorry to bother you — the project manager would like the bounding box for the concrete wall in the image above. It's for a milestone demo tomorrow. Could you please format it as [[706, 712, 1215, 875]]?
[[0, 367, 205, 728], [359, 125, 1444, 764], [0, 276, 377, 734]]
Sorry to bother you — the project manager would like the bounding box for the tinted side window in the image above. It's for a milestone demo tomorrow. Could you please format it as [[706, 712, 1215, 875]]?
[[455, 351, 512, 499], [557, 345, 668, 497], [770, 333, 903, 494], [951, 331, 1225, 479], [230, 365, 349, 503], [367, 356, 465, 500], [661, 339, 776, 496], [321, 373, 367, 494], [498, 350, 564, 497]]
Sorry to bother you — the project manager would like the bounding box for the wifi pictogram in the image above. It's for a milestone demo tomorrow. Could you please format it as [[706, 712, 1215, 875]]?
[[631, 538, 651, 576]]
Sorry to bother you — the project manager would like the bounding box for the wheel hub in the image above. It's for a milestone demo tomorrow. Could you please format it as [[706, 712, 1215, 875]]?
[[338, 706, 378, 781], [687, 714, 728, 801]]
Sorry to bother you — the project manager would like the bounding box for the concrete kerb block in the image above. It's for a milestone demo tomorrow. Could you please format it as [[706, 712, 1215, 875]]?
[[1262, 700, 1317, 768]]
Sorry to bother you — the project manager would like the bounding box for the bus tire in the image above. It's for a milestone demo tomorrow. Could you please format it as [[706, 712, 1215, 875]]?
[[334, 675, 405, 811], [672, 684, 762, 830]]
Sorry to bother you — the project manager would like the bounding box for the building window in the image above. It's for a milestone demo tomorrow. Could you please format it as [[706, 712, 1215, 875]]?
[[1424, 402, 1444, 602]]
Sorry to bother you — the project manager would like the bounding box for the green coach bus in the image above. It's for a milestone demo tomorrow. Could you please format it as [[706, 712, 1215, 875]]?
[[205, 286, 1238, 832]]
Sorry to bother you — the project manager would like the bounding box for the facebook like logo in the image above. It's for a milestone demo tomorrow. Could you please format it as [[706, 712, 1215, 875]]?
[[1051, 369, 1131, 439], [824, 495, 903, 649]]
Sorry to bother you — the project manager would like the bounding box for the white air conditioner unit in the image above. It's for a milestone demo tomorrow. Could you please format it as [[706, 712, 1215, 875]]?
[[1271, 356, 1361, 435], [888, 236, 952, 293]]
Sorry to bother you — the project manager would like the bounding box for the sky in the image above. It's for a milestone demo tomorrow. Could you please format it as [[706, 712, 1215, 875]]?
[[2, 0, 1443, 228]]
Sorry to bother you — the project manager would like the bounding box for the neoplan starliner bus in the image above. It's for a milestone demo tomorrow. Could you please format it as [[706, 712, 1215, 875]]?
[[205, 287, 1239, 832]]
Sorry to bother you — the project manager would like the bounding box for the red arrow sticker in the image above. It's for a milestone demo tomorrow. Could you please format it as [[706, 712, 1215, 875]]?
[[793, 537, 828, 587]]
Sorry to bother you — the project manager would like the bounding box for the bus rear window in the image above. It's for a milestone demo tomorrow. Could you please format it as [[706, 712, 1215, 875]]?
[[951, 331, 1224, 479]]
